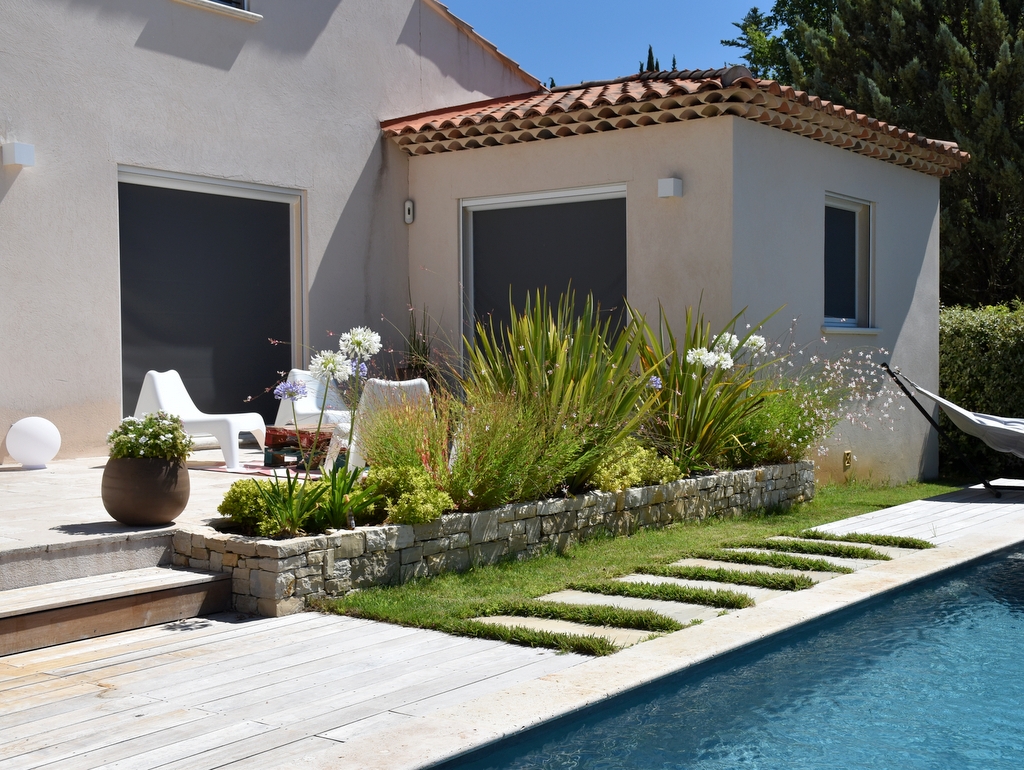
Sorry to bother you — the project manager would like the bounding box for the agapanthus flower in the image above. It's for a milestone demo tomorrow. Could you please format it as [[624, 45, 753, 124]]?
[[743, 335, 767, 354], [685, 347, 720, 368], [310, 350, 351, 382], [273, 380, 309, 401], [350, 360, 369, 379], [338, 326, 382, 361], [713, 333, 740, 354], [649, 375, 663, 390], [714, 352, 734, 370]]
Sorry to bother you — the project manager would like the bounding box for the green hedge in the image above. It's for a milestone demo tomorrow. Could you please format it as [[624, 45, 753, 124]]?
[[939, 304, 1024, 477]]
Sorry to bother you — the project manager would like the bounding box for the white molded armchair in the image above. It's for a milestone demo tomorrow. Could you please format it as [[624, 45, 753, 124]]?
[[341, 377, 431, 470], [273, 369, 351, 435], [134, 369, 266, 470]]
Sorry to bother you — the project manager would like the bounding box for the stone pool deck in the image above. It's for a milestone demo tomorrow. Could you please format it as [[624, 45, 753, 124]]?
[[3, 462, 1024, 769]]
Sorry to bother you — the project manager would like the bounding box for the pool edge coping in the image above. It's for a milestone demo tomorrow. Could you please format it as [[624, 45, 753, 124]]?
[[309, 518, 1024, 770]]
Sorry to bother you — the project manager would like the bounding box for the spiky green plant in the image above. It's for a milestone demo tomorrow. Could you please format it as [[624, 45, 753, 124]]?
[[255, 469, 327, 538], [463, 290, 662, 491], [628, 303, 778, 472]]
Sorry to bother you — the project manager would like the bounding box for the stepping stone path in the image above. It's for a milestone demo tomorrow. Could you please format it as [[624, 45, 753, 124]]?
[[472, 534, 924, 651]]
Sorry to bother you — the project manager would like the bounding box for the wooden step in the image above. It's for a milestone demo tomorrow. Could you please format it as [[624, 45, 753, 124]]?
[[0, 567, 231, 656]]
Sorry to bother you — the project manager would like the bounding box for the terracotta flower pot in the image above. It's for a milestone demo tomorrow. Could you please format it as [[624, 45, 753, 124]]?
[[101, 457, 190, 526]]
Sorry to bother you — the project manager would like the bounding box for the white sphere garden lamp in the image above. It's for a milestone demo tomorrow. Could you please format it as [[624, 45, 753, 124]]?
[[6, 417, 61, 469]]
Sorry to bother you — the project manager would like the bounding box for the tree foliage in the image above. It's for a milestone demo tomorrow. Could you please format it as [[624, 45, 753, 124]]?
[[729, 1, 1024, 307]]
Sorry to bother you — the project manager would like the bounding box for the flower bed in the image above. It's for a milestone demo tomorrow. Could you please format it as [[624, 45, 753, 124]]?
[[173, 461, 814, 617]]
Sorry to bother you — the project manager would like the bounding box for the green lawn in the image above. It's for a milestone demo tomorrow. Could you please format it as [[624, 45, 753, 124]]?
[[312, 479, 961, 655]]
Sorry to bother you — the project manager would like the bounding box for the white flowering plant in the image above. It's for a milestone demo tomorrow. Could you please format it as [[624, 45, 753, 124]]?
[[628, 302, 780, 473], [107, 411, 194, 461], [731, 326, 904, 466]]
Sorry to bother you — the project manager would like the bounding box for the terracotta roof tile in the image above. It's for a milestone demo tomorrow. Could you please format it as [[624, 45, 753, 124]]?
[[381, 66, 968, 178]]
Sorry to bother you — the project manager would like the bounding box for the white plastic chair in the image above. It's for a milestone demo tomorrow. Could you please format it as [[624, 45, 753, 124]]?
[[273, 369, 352, 432], [134, 370, 266, 470], [330, 378, 431, 470]]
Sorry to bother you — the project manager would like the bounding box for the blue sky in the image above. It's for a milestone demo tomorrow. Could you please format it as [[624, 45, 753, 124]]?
[[441, 1, 758, 87]]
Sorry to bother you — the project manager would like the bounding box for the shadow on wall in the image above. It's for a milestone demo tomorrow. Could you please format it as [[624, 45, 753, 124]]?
[[308, 139, 409, 365], [397, 1, 528, 93], [55, 0, 342, 70], [0, 166, 20, 206]]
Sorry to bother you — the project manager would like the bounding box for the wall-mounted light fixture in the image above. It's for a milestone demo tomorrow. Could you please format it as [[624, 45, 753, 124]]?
[[2, 142, 35, 168], [404, 200, 415, 224], [657, 177, 682, 198]]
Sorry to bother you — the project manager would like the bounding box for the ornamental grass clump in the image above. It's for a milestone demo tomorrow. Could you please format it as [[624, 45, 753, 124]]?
[[464, 290, 661, 492], [356, 389, 584, 512], [107, 411, 194, 460], [629, 304, 777, 473]]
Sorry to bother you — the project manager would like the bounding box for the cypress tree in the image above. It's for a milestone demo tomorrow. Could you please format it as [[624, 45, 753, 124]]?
[[730, 1, 1024, 307]]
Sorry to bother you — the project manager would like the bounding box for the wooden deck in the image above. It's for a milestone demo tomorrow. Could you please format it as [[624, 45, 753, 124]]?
[[815, 481, 1024, 544], [0, 612, 584, 769]]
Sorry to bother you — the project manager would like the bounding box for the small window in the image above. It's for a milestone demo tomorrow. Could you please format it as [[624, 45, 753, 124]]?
[[214, 0, 248, 8], [824, 196, 871, 327]]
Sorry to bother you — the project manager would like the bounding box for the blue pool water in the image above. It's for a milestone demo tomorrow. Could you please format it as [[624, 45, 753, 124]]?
[[448, 548, 1024, 769]]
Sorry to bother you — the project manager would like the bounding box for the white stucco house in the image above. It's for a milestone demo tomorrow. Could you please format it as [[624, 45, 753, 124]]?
[[0, 0, 967, 482]]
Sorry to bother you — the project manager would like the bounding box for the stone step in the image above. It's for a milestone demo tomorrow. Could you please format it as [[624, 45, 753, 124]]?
[[0, 567, 231, 656], [616, 574, 786, 604], [669, 558, 841, 582], [470, 616, 653, 648], [723, 548, 881, 571], [535, 589, 721, 625], [768, 536, 919, 559], [0, 530, 174, 591]]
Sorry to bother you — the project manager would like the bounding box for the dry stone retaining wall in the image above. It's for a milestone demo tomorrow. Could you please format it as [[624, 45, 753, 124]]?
[[173, 461, 814, 617]]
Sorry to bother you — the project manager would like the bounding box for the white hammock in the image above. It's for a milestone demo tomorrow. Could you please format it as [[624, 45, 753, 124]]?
[[910, 383, 1024, 459]]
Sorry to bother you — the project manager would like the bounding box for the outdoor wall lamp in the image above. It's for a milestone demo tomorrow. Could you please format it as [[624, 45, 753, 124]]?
[[658, 178, 683, 198], [2, 142, 35, 168]]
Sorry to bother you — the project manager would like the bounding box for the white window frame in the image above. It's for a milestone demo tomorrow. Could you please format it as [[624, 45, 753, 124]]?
[[823, 193, 875, 332], [170, 0, 263, 23], [116, 167, 307, 392], [459, 183, 627, 359]]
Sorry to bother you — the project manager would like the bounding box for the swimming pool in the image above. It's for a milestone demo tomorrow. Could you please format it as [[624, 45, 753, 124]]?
[[444, 547, 1024, 769]]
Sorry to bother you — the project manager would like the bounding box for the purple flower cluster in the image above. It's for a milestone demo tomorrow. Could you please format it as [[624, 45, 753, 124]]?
[[649, 375, 663, 390], [273, 380, 308, 401]]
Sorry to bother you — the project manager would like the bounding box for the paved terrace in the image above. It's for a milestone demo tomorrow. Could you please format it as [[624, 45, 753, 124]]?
[[2, 459, 1024, 769]]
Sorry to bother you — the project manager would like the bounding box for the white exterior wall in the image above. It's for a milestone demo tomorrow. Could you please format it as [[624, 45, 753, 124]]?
[[0, 0, 535, 458], [407, 118, 737, 354], [731, 118, 941, 483], [406, 115, 941, 483]]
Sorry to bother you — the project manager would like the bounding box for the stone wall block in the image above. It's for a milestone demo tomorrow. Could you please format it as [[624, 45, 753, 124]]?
[[449, 532, 470, 549], [537, 499, 567, 517], [172, 531, 192, 555], [393, 525, 415, 550], [257, 597, 303, 617], [401, 545, 424, 565], [222, 552, 239, 568], [325, 578, 351, 595], [258, 555, 305, 573], [332, 559, 352, 582], [470, 542, 506, 566], [421, 538, 446, 557], [251, 570, 295, 600], [413, 520, 442, 541], [509, 534, 528, 554], [364, 528, 387, 552], [307, 550, 325, 568], [188, 558, 210, 571], [401, 561, 429, 584], [294, 566, 321, 579], [351, 552, 399, 588], [470, 511, 499, 544], [171, 553, 189, 567], [209, 551, 223, 572], [333, 532, 365, 559], [497, 505, 517, 523], [443, 548, 471, 574], [525, 518, 542, 544], [204, 535, 227, 554], [515, 504, 538, 520], [441, 513, 472, 536], [227, 539, 258, 558], [235, 595, 258, 614]]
